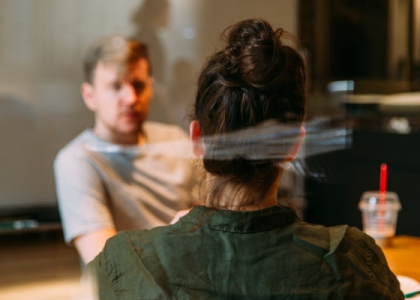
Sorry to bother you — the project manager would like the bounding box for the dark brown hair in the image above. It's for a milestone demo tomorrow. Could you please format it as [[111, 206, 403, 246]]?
[[83, 35, 151, 84], [193, 18, 307, 207]]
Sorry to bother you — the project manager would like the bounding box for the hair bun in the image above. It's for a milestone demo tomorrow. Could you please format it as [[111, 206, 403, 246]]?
[[218, 19, 286, 90]]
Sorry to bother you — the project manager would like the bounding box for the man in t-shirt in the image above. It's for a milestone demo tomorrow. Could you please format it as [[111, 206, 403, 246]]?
[[54, 35, 200, 264]]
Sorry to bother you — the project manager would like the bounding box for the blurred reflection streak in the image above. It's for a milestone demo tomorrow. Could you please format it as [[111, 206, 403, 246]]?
[[303, 127, 352, 157], [84, 120, 351, 182]]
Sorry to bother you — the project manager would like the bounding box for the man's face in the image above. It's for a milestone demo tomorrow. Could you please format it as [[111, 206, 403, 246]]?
[[82, 58, 153, 144]]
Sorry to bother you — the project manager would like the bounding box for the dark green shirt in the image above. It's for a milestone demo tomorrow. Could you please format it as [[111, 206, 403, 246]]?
[[85, 205, 403, 300]]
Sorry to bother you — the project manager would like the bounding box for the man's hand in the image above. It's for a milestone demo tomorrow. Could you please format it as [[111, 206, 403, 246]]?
[[170, 209, 191, 224]]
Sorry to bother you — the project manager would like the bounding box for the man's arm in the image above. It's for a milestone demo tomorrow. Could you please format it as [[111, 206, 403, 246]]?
[[54, 142, 117, 264], [74, 228, 117, 265]]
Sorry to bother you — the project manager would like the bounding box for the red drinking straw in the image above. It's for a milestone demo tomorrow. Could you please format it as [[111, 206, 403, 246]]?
[[380, 163, 387, 193], [379, 163, 387, 230]]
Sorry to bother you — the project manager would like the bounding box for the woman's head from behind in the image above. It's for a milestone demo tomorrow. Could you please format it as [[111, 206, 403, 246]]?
[[192, 18, 307, 208]]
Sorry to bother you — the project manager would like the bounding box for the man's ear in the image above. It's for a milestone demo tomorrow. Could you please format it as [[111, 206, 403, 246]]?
[[81, 82, 96, 111], [190, 120, 204, 157], [287, 126, 306, 161]]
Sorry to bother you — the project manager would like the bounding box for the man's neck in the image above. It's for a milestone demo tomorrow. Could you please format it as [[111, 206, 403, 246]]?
[[93, 125, 146, 146]]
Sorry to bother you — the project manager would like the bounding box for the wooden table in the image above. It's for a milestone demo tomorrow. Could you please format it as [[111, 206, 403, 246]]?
[[381, 235, 420, 282], [0, 231, 82, 300]]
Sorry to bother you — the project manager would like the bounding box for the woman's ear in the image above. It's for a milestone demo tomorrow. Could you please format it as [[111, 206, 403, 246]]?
[[287, 126, 306, 161], [81, 82, 96, 111], [190, 120, 204, 157]]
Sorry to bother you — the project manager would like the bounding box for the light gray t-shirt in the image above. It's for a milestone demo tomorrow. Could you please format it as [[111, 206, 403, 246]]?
[[54, 122, 200, 243]]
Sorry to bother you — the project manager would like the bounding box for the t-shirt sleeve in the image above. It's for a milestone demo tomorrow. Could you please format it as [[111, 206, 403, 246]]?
[[54, 148, 115, 244]]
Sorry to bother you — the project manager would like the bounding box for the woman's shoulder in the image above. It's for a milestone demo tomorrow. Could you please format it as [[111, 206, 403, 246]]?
[[104, 228, 174, 257], [293, 222, 403, 298], [94, 230, 156, 277], [85, 229, 172, 299], [293, 221, 376, 257], [106, 230, 152, 251]]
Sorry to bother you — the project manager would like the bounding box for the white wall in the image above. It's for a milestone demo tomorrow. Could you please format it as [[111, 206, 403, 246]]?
[[0, 0, 297, 209]]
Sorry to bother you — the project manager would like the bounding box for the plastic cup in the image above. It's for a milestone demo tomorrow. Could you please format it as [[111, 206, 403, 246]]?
[[358, 191, 401, 247]]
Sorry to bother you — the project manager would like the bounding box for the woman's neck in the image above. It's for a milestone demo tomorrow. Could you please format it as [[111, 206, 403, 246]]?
[[204, 172, 281, 211]]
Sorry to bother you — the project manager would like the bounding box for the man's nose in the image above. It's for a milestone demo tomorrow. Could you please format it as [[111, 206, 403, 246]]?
[[120, 83, 138, 105]]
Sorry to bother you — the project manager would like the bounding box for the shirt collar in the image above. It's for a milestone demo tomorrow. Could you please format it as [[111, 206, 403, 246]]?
[[179, 205, 297, 233]]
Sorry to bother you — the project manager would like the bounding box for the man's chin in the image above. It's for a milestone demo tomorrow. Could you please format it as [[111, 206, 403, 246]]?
[[118, 123, 143, 136]]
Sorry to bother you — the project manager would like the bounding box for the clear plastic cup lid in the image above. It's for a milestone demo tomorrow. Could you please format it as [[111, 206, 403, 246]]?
[[358, 190, 401, 211]]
